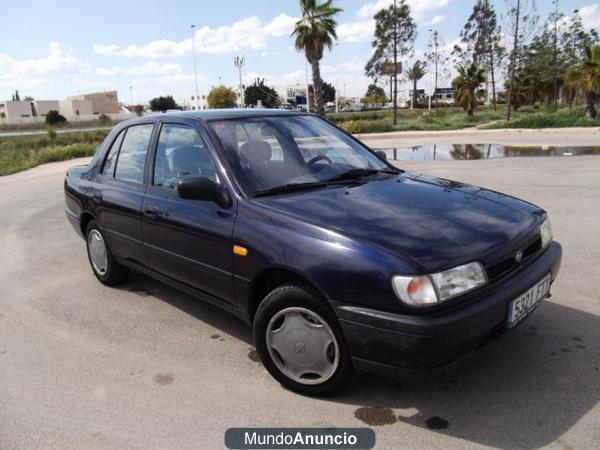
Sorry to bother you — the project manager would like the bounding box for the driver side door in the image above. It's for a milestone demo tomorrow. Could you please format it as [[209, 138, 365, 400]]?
[[141, 122, 236, 305]]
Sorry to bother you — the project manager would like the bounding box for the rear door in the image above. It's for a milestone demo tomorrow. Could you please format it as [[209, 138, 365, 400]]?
[[141, 121, 236, 304], [93, 122, 156, 263]]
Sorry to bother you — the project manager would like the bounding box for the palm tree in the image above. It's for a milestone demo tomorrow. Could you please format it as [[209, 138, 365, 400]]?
[[292, 0, 342, 116], [565, 44, 600, 119], [452, 63, 486, 116], [406, 61, 427, 109]]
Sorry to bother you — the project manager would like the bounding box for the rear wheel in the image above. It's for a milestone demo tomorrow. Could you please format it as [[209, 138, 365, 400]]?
[[253, 284, 354, 396], [85, 221, 128, 286]]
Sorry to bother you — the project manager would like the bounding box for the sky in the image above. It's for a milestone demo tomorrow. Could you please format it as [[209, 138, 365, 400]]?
[[1, 0, 599, 105]]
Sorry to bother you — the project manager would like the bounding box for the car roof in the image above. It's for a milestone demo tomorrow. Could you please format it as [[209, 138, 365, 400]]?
[[133, 108, 305, 124]]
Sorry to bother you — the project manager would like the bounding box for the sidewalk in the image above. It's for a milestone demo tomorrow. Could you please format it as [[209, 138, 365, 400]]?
[[356, 127, 600, 148]]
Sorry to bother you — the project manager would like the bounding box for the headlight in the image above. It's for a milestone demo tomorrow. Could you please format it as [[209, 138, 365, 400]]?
[[540, 216, 553, 249], [392, 262, 487, 306]]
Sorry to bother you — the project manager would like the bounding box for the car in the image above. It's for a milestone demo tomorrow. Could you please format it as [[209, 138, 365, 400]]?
[[64, 109, 562, 396]]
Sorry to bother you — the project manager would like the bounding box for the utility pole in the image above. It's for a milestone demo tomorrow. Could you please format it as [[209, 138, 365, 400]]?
[[429, 29, 440, 114], [305, 59, 310, 112], [191, 25, 200, 111], [552, 0, 559, 112], [234, 55, 245, 108], [334, 42, 339, 114], [392, 0, 398, 125], [507, 0, 521, 121], [129, 85, 133, 106]]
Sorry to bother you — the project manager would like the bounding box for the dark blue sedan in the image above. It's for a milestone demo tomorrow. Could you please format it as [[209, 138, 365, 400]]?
[[64, 109, 561, 395]]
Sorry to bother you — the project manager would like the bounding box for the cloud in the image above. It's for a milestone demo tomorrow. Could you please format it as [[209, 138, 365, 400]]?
[[264, 13, 299, 37], [0, 42, 90, 92], [95, 14, 300, 59], [356, 0, 452, 21], [337, 20, 375, 43], [579, 4, 600, 29], [96, 62, 184, 77], [422, 15, 446, 27]]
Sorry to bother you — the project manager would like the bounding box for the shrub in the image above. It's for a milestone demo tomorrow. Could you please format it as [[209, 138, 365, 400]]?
[[45, 110, 67, 126], [98, 114, 111, 125], [338, 119, 395, 134]]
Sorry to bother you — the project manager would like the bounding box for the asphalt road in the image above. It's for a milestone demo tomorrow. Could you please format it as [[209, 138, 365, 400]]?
[[1, 155, 600, 449]]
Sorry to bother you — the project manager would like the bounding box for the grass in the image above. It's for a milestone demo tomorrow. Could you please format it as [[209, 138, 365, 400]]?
[[0, 129, 108, 176], [327, 104, 600, 134]]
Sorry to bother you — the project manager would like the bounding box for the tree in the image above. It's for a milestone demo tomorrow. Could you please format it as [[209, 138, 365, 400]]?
[[149, 96, 178, 112], [406, 61, 427, 109], [365, 0, 416, 124], [12, 90, 20, 101], [45, 110, 67, 126], [360, 84, 386, 104], [292, 0, 343, 116], [308, 81, 336, 104], [565, 44, 600, 118], [506, 0, 539, 120], [244, 79, 280, 108], [454, 0, 505, 109], [425, 30, 451, 112], [453, 63, 486, 116], [321, 81, 336, 103], [134, 105, 144, 117], [561, 9, 599, 107], [207, 86, 237, 109], [23, 96, 34, 101]]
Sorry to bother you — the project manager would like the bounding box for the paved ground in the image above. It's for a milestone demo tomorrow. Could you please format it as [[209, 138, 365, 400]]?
[[1, 154, 600, 450], [359, 127, 600, 148]]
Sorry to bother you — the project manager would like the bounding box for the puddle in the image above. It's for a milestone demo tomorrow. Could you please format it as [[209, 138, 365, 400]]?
[[375, 144, 600, 160]]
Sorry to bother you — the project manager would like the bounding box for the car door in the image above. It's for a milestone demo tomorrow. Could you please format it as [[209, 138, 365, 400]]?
[[141, 121, 236, 304], [92, 122, 156, 263]]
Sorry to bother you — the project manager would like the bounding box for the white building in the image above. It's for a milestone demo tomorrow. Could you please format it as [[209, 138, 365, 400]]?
[[0, 90, 133, 125], [273, 85, 308, 107]]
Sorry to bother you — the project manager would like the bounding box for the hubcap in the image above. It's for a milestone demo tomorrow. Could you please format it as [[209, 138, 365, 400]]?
[[88, 229, 108, 276], [266, 307, 339, 385]]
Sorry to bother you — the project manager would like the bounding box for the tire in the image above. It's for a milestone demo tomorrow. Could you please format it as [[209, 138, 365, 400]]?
[[85, 221, 129, 286], [253, 284, 355, 396]]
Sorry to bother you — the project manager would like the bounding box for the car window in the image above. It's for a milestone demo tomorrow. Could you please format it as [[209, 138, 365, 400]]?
[[101, 130, 125, 176], [153, 123, 217, 189], [114, 124, 154, 183], [209, 115, 387, 193]]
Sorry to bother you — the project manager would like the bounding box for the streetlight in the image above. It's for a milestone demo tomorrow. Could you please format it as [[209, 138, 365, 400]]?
[[190, 24, 200, 111], [129, 85, 133, 106], [234, 55, 245, 108], [428, 29, 439, 113]]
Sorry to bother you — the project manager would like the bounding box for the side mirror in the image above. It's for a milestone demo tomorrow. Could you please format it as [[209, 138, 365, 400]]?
[[176, 176, 231, 208], [375, 150, 387, 160]]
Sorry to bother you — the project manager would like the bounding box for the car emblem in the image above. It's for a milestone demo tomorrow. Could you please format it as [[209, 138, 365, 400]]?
[[294, 342, 306, 354], [515, 249, 524, 263]]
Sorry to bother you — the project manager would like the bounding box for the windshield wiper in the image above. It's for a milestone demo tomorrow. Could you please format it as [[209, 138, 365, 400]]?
[[324, 167, 399, 183], [253, 181, 331, 198]]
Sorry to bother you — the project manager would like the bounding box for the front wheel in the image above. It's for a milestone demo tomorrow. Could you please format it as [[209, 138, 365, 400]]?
[[85, 221, 129, 286], [253, 284, 354, 396]]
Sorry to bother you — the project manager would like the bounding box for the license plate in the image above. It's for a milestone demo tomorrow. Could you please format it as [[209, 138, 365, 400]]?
[[507, 273, 552, 328]]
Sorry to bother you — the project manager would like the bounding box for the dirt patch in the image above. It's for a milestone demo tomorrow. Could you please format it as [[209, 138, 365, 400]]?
[[153, 373, 174, 386], [248, 349, 260, 363], [354, 406, 398, 426]]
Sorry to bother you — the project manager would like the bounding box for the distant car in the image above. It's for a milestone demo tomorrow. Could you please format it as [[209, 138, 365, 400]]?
[[64, 109, 561, 396]]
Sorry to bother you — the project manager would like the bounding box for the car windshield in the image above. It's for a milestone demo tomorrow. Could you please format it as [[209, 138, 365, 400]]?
[[207, 114, 391, 195]]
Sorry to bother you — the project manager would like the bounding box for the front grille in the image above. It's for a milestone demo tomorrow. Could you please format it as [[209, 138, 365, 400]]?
[[486, 236, 542, 281]]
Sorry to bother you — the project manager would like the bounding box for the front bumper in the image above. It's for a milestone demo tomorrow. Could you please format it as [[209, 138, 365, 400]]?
[[334, 241, 562, 380]]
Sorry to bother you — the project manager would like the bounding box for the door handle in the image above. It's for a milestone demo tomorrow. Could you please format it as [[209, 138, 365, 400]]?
[[143, 205, 160, 219]]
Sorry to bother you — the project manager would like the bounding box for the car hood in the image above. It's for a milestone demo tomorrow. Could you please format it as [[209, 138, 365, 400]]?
[[256, 172, 543, 273]]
